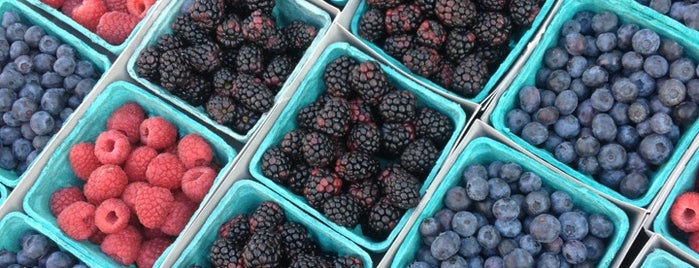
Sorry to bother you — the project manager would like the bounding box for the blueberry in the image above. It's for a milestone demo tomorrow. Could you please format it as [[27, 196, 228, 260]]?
[[669, 2, 689, 21], [16, 249, 38, 267], [554, 141, 577, 164], [19, 83, 43, 103], [649, 0, 671, 14], [595, 32, 617, 53], [12, 138, 32, 161], [14, 54, 33, 74], [23, 25, 45, 48], [540, 90, 557, 107], [74, 78, 95, 99], [431, 231, 460, 260], [41, 72, 63, 88], [506, 109, 531, 135], [6, 22, 28, 42], [444, 186, 471, 211], [463, 164, 488, 182], [636, 119, 654, 137], [617, 23, 640, 50], [477, 225, 501, 249], [1, 10, 20, 28], [0, 68, 25, 90], [32, 53, 56, 74], [0, 39, 8, 60], [488, 161, 504, 178], [406, 261, 430, 268], [562, 240, 587, 264], [494, 218, 521, 239], [632, 29, 660, 55], [669, 58, 696, 82], [564, 33, 587, 56], [639, 134, 673, 165], [11, 97, 37, 122], [459, 236, 481, 258], [0, 250, 16, 267], [537, 252, 560, 268], [10, 40, 29, 59], [488, 178, 511, 200], [582, 66, 608, 88], [591, 113, 617, 142], [597, 143, 627, 171], [516, 172, 541, 194], [544, 47, 569, 69], [435, 208, 456, 231], [621, 51, 643, 73], [574, 135, 600, 157], [0, 126, 20, 145], [591, 11, 618, 34], [75, 60, 96, 79], [466, 176, 489, 202], [544, 237, 564, 254], [3, 111, 21, 127], [620, 171, 649, 198], [518, 86, 541, 113], [63, 74, 82, 91], [56, 44, 75, 59], [497, 238, 518, 256], [0, 87, 16, 112], [491, 198, 519, 221], [59, 107, 73, 122], [29, 111, 54, 135], [503, 248, 534, 268], [658, 78, 686, 106], [39, 35, 60, 55], [578, 156, 601, 175], [558, 211, 589, 241], [600, 169, 625, 189], [67, 95, 81, 109], [552, 115, 579, 140], [524, 190, 550, 216], [649, 112, 673, 135], [583, 35, 600, 58], [609, 78, 638, 104], [520, 122, 548, 146], [673, 101, 698, 127], [650, 96, 672, 115], [574, 11, 595, 35], [20, 122, 36, 140], [543, 133, 563, 152], [0, 146, 16, 169], [53, 57, 76, 77], [441, 255, 468, 268], [629, 71, 656, 97], [644, 55, 669, 78], [561, 20, 581, 37], [516, 234, 540, 256], [628, 99, 651, 123], [575, 100, 596, 127], [597, 51, 623, 73], [565, 56, 587, 80], [581, 235, 605, 262], [420, 217, 442, 237], [534, 107, 559, 126], [499, 162, 522, 183], [569, 79, 589, 101], [659, 39, 684, 62], [536, 68, 552, 88], [588, 213, 614, 239], [608, 103, 629, 126]]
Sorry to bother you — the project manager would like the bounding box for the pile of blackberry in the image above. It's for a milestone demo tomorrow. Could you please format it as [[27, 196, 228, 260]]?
[[206, 201, 364, 268], [408, 162, 615, 267], [260, 57, 455, 240], [506, 10, 699, 199], [135, 0, 318, 134], [357, 0, 543, 98], [636, 0, 699, 30]]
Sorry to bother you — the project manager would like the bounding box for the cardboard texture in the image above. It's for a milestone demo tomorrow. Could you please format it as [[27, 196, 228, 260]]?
[[631, 233, 697, 267], [0, 184, 7, 206]]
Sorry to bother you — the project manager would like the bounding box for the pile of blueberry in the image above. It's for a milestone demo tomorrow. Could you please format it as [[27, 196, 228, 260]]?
[[0, 230, 86, 267], [0, 11, 100, 176], [636, 0, 699, 30], [408, 162, 615, 267], [506, 10, 699, 199]]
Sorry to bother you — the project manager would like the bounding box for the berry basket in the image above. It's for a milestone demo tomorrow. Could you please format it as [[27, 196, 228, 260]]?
[[0, 0, 111, 188], [391, 137, 629, 267], [126, 0, 332, 143], [349, 0, 556, 105], [0, 183, 7, 205], [21, 81, 238, 267], [167, 179, 373, 267], [633, 0, 699, 36], [489, 0, 699, 207], [640, 249, 693, 268], [249, 42, 467, 252]]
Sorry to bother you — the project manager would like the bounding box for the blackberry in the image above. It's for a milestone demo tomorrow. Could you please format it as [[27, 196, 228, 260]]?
[[259, 27, 288, 53], [415, 0, 436, 17], [284, 20, 318, 52], [473, 12, 512, 46], [185, 41, 222, 74], [249, 201, 285, 232], [245, 0, 275, 14], [290, 255, 327, 268], [218, 215, 251, 245], [235, 74, 274, 112], [479, 0, 508, 10], [473, 44, 509, 68], [358, 8, 386, 43], [302, 131, 334, 167], [209, 237, 243, 268], [231, 102, 262, 133], [380, 122, 416, 155], [445, 29, 477, 62], [176, 75, 213, 106], [220, 49, 238, 68], [303, 168, 343, 208], [189, 0, 225, 29], [416, 20, 447, 49], [236, 44, 264, 75], [206, 94, 236, 124], [136, 45, 160, 82], [156, 33, 185, 51], [385, 4, 424, 35], [347, 123, 381, 154], [350, 61, 390, 106], [212, 68, 236, 96], [383, 168, 421, 209], [432, 62, 455, 89], [263, 55, 294, 91], [348, 179, 381, 211], [216, 15, 245, 48], [278, 222, 316, 257], [367, 0, 404, 10], [158, 49, 191, 91], [242, 231, 282, 267], [323, 195, 363, 228], [349, 98, 376, 124], [364, 198, 404, 239], [288, 164, 313, 195], [435, 0, 478, 28], [172, 14, 212, 45], [242, 10, 276, 44], [324, 56, 358, 98], [379, 90, 417, 123], [403, 46, 441, 77], [383, 34, 415, 60], [452, 55, 489, 98], [334, 151, 379, 182], [415, 107, 453, 146], [314, 97, 351, 138], [297, 100, 323, 129], [262, 147, 292, 184], [509, 0, 541, 27], [401, 138, 439, 175], [334, 255, 364, 268], [280, 129, 307, 162]]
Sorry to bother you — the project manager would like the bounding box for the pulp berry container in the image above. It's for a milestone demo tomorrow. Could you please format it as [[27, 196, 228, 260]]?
[[0, 0, 111, 187], [0, 183, 7, 205], [641, 249, 693, 268], [21, 81, 238, 267], [489, 0, 699, 207], [349, 0, 556, 105], [249, 42, 467, 252], [126, 0, 332, 143], [391, 137, 630, 267], [169, 180, 373, 267]]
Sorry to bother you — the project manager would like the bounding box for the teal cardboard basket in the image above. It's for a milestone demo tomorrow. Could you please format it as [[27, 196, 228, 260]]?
[[0, 0, 111, 188], [349, 0, 555, 104], [249, 42, 467, 252], [391, 137, 630, 268], [641, 249, 693, 268], [0, 183, 7, 205], [126, 0, 332, 143], [490, 0, 699, 207], [170, 180, 373, 267], [22, 81, 238, 268]]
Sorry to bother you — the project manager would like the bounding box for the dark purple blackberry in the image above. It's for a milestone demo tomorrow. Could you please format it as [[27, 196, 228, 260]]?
[[509, 0, 541, 27], [314, 97, 351, 138], [480, 0, 508, 10], [261, 147, 292, 184], [350, 61, 390, 106], [242, 10, 277, 44], [288, 164, 313, 195], [347, 123, 381, 154], [206, 94, 236, 124], [385, 4, 423, 35], [363, 198, 404, 239], [236, 44, 264, 75], [348, 179, 381, 211], [349, 98, 376, 124], [259, 27, 289, 53], [216, 15, 245, 48], [333, 256, 364, 268], [189, 0, 225, 29], [242, 231, 282, 267], [432, 62, 455, 89], [220, 49, 238, 68], [185, 41, 221, 73], [230, 105, 262, 133], [377, 164, 412, 189], [212, 68, 236, 96], [415, 107, 453, 146], [452, 55, 489, 98], [473, 12, 512, 46], [334, 152, 379, 182], [136, 45, 160, 82], [158, 49, 191, 91], [324, 56, 358, 98], [172, 14, 212, 45], [434, 0, 478, 28], [382, 168, 421, 209], [367, 0, 404, 10], [383, 34, 415, 60], [209, 237, 243, 268], [402, 46, 441, 77], [278, 222, 316, 257], [235, 74, 274, 112], [245, 0, 275, 14], [401, 138, 439, 175], [379, 90, 417, 123], [290, 255, 327, 268], [445, 29, 477, 62], [358, 8, 386, 43], [414, 0, 436, 17], [302, 131, 334, 167], [284, 20, 318, 52], [416, 20, 447, 49], [263, 55, 295, 91], [473, 44, 509, 68], [280, 129, 307, 162], [380, 122, 416, 155], [297, 100, 323, 129], [303, 168, 343, 208], [249, 201, 285, 232], [218, 215, 251, 245], [176, 75, 213, 106], [156, 33, 185, 51], [323, 195, 363, 228]]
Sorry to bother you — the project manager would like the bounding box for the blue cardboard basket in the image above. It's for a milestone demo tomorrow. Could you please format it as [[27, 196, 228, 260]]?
[[391, 137, 630, 268], [249, 42, 467, 252], [349, 0, 556, 104], [641, 249, 693, 268], [0, 0, 111, 188], [0, 183, 7, 205], [21, 81, 238, 268], [169, 180, 373, 267], [490, 0, 699, 207], [126, 0, 332, 143]]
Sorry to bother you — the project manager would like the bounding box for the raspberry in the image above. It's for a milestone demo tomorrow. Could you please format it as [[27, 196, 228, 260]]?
[[126, 0, 155, 19], [94, 130, 132, 165], [89, 230, 108, 245], [57, 201, 97, 240], [104, 0, 127, 12], [71, 0, 108, 31], [136, 237, 173, 268], [69, 142, 101, 180], [41, 0, 66, 9], [690, 232, 699, 254], [670, 192, 699, 232], [94, 198, 131, 234], [97, 11, 140, 45], [177, 134, 213, 169], [84, 164, 129, 204], [62, 0, 82, 16], [181, 166, 216, 203], [50, 186, 86, 216], [107, 103, 146, 144], [142, 226, 168, 240], [134, 185, 174, 229], [160, 199, 197, 236], [121, 181, 150, 210], [101, 225, 142, 265], [140, 117, 178, 150], [146, 153, 186, 189], [123, 146, 158, 182]]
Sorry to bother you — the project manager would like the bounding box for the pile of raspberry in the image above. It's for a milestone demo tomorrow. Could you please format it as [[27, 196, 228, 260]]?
[[50, 102, 220, 268], [40, 0, 155, 45], [669, 175, 699, 254]]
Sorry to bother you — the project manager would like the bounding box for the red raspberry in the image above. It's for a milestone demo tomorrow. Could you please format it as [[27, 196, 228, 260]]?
[[50, 186, 86, 216], [671, 192, 699, 232], [136, 237, 173, 268], [160, 200, 196, 236], [107, 102, 145, 144], [95, 198, 131, 234], [94, 130, 132, 165], [104, 0, 127, 12], [89, 230, 108, 245], [140, 117, 178, 150], [145, 153, 185, 189], [126, 0, 155, 19], [121, 181, 150, 211], [71, 0, 108, 31], [142, 227, 168, 240], [84, 164, 128, 204], [41, 0, 66, 9], [69, 142, 101, 181], [123, 146, 158, 182], [134, 186, 174, 229], [57, 201, 97, 240], [172, 189, 192, 203], [181, 166, 216, 203], [177, 134, 213, 169], [62, 0, 82, 16], [101, 225, 142, 265], [690, 232, 699, 253], [163, 143, 178, 155], [96, 11, 140, 45]]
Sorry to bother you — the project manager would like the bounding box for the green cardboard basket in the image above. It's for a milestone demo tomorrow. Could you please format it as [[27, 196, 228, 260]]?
[[391, 137, 630, 268], [169, 180, 373, 267], [126, 0, 332, 143], [0, 0, 111, 188], [22, 81, 238, 268], [249, 42, 467, 252], [490, 0, 699, 207], [641, 249, 693, 268], [349, 0, 556, 104]]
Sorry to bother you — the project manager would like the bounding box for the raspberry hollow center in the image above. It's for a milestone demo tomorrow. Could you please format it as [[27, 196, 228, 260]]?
[[107, 211, 119, 224], [684, 208, 696, 222]]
